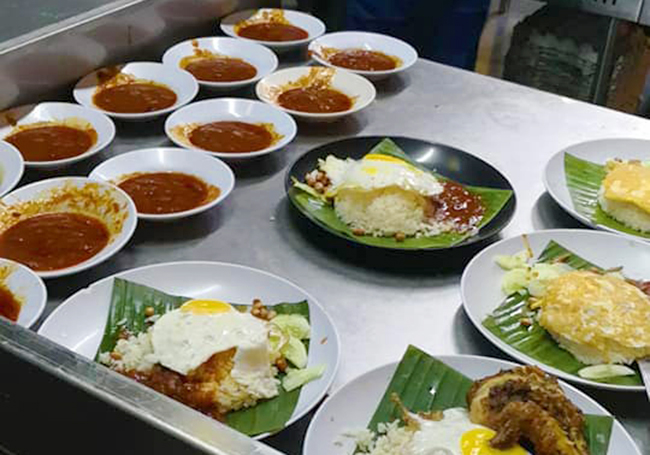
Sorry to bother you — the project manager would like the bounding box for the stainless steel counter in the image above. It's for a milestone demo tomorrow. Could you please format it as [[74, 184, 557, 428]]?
[[25, 59, 650, 454]]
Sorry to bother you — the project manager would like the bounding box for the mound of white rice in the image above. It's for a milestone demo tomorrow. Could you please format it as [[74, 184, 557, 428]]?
[[334, 186, 455, 237], [350, 421, 414, 455], [598, 186, 650, 232]]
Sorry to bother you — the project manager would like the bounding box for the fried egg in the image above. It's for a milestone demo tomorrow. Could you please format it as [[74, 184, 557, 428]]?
[[410, 408, 528, 455], [536, 270, 650, 364], [150, 299, 273, 381], [319, 153, 443, 198], [599, 159, 650, 232]]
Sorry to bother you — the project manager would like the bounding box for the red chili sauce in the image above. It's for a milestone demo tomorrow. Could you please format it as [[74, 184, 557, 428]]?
[[189, 121, 273, 153], [6, 125, 96, 162], [237, 23, 308, 42], [0, 213, 110, 271]]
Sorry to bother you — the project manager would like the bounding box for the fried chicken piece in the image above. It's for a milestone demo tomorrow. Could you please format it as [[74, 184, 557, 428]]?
[[466, 366, 588, 455]]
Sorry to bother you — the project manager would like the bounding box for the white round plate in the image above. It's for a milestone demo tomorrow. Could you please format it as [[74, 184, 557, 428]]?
[[89, 147, 235, 221], [0, 258, 47, 328], [256, 67, 376, 123], [0, 142, 23, 197], [220, 8, 325, 51], [0, 102, 116, 169], [544, 138, 650, 240], [303, 354, 641, 455], [165, 98, 297, 158], [309, 31, 418, 81], [162, 37, 278, 92], [1, 177, 137, 279], [461, 229, 650, 392], [74, 62, 199, 121], [37, 261, 340, 438]]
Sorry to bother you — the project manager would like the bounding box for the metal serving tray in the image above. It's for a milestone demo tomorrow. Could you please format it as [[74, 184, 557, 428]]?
[[1, 0, 649, 454]]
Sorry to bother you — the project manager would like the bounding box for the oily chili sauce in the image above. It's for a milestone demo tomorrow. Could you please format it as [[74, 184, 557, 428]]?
[[5, 125, 96, 162], [0, 213, 110, 271], [238, 23, 308, 41], [429, 181, 484, 230], [329, 49, 397, 71], [185, 58, 257, 82], [278, 87, 352, 113], [189, 121, 273, 153], [124, 348, 236, 421], [93, 83, 177, 113], [118, 172, 217, 214], [0, 285, 20, 322]]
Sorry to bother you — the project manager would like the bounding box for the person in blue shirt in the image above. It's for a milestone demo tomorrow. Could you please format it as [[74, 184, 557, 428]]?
[[325, 0, 491, 70]]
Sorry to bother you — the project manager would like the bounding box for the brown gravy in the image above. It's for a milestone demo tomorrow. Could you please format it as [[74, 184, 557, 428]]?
[[237, 23, 308, 42], [5, 125, 95, 162], [429, 181, 484, 230], [278, 87, 352, 113], [118, 172, 219, 214], [189, 121, 274, 153], [185, 58, 257, 82], [0, 285, 20, 322], [0, 213, 110, 271], [93, 83, 177, 113], [329, 49, 398, 71]]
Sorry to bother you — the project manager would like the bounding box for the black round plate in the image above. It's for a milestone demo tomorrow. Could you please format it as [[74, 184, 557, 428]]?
[[285, 136, 516, 250]]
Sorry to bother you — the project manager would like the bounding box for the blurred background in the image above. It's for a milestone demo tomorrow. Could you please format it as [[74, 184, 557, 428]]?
[[286, 0, 650, 117]]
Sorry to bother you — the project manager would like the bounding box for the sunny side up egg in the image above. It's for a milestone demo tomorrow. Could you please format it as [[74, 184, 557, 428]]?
[[410, 408, 528, 455], [149, 299, 279, 396], [319, 153, 444, 198]]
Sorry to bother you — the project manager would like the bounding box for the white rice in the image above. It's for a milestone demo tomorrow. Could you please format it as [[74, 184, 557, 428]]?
[[98, 330, 157, 373], [350, 421, 414, 455], [598, 186, 650, 232], [334, 187, 456, 237]]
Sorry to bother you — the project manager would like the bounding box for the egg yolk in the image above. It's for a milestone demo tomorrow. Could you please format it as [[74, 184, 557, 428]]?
[[362, 153, 408, 164], [180, 299, 233, 314], [461, 429, 528, 455]]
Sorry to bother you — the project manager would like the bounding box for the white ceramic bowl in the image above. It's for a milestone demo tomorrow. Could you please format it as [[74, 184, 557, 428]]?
[[220, 9, 325, 51], [1, 177, 138, 279], [0, 142, 23, 197], [38, 261, 341, 439], [0, 258, 47, 328], [89, 147, 235, 221], [165, 98, 297, 158], [162, 37, 278, 92], [73, 62, 199, 121], [309, 31, 418, 81], [303, 355, 641, 455], [256, 66, 376, 123], [461, 229, 650, 392], [544, 138, 650, 239], [0, 102, 116, 169]]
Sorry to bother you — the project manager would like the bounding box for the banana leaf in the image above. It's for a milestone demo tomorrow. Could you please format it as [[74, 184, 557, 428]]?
[[483, 241, 643, 386], [289, 138, 513, 249], [368, 346, 613, 454], [95, 278, 311, 436], [564, 153, 650, 238]]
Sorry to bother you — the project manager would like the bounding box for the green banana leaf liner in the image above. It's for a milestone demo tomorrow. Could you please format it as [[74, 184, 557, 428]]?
[[368, 346, 613, 454], [564, 153, 650, 238], [96, 277, 310, 436], [290, 138, 513, 249], [483, 240, 643, 386]]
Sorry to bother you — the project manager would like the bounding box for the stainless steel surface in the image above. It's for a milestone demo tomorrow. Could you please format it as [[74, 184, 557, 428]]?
[[0, 318, 283, 455], [0, 0, 273, 110], [0, 0, 136, 45], [544, 0, 642, 22], [20, 59, 649, 454], [640, 0, 650, 24]]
